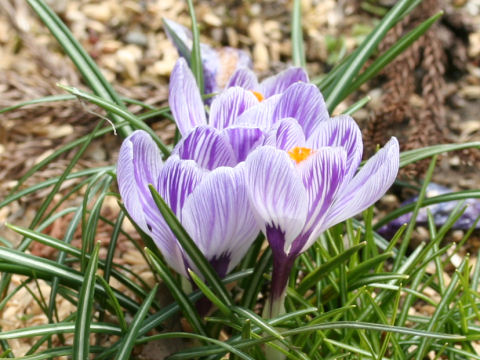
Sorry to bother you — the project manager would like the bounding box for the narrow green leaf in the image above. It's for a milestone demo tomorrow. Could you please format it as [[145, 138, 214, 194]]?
[[168, 321, 465, 359], [375, 189, 480, 229], [232, 307, 284, 341], [347, 252, 394, 282], [394, 155, 437, 270], [344, 11, 443, 98], [6, 223, 149, 301], [74, 242, 100, 360], [298, 242, 366, 294], [415, 257, 468, 359], [291, 0, 306, 68], [0, 322, 121, 340], [27, 0, 132, 137], [399, 142, 480, 167], [0, 167, 114, 209], [188, 269, 232, 317], [163, 18, 191, 62], [241, 247, 272, 309], [57, 84, 170, 157], [0, 246, 139, 312], [115, 285, 158, 360], [186, 0, 204, 93], [0, 346, 104, 360], [137, 332, 255, 360], [96, 276, 127, 332], [325, 0, 417, 111], [94, 270, 253, 360], [0, 94, 75, 114], [148, 185, 232, 306], [342, 96, 370, 115], [145, 249, 206, 336]]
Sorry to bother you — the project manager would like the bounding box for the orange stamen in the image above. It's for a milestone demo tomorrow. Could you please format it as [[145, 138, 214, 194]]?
[[288, 147, 313, 164], [251, 90, 264, 102]]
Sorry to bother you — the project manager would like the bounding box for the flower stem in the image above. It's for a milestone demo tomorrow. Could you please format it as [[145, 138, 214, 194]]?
[[263, 255, 295, 360]]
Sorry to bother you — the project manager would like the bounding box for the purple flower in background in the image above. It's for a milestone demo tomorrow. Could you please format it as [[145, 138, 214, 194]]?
[[117, 130, 259, 279], [168, 57, 309, 138], [243, 83, 400, 315], [378, 183, 480, 238], [163, 18, 252, 95]]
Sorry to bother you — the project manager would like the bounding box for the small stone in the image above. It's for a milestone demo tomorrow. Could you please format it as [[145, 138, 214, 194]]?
[[253, 43, 269, 71], [451, 230, 464, 242], [125, 30, 148, 47], [468, 32, 480, 58], [248, 21, 266, 44], [82, 3, 112, 23], [449, 156, 461, 167], [203, 13, 222, 27], [460, 85, 480, 99]]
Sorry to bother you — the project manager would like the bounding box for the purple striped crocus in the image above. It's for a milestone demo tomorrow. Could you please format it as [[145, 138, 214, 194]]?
[[163, 18, 252, 95], [117, 130, 259, 279], [168, 58, 309, 138], [242, 83, 400, 316]]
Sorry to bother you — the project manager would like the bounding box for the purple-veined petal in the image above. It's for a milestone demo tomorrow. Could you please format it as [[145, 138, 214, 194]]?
[[308, 115, 363, 184], [117, 130, 163, 234], [117, 130, 186, 276], [259, 67, 309, 98], [246, 146, 308, 256], [322, 137, 400, 229], [236, 94, 282, 131], [226, 67, 258, 90], [181, 166, 259, 277], [222, 126, 265, 162], [294, 148, 347, 253], [158, 155, 205, 215], [169, 58, 207, 136], [264, 117, 306, 151], [209, 87, 259, 129], [173, 126, 236, 170], [273, 82, 329, 139]]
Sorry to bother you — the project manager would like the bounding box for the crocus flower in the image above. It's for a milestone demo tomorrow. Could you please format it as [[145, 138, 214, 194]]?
[[243, 83, 400, 315], [117, 130, 259, 279], [168, 57, 309, 139], [163, 18, 252, 95]]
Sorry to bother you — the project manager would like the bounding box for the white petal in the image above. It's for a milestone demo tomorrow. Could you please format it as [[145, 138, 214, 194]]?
[[245, 146, 308, 255]]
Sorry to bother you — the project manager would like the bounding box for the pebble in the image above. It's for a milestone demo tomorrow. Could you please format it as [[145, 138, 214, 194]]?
[[253, 43, 269, 71], [125, 30, 148, 47], [460, 85, 480, 99]]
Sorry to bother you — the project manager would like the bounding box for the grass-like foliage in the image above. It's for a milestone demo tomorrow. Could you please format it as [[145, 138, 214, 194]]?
[[1, 0, 480, 359]]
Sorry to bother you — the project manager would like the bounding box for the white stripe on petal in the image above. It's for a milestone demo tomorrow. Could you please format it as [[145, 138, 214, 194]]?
[[273, 82, 329, 139], [181, 166, 259, 277], [209, 87, 259, 129], [117, 131, 186, 276], [245, 146, 308, 255], [236, 94, 282, 131], [259, 67, 309, 98], [308, 115, 363, 185], [226, 68, 259, 90], [322, 137, 400, 229], [169, 58, 207, 136], [264, 117, 306, 151], [297, 148, 347, 253], [222, 126, 265, 162], [173, 126, 237, 170]]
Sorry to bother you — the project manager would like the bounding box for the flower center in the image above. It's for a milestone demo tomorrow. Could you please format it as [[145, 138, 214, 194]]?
[[251, 90, 264, 102], [288, 147, 313, 164]]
